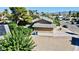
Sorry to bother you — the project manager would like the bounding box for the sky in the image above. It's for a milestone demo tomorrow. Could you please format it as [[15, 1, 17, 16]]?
[[0, 7, 79, 13]]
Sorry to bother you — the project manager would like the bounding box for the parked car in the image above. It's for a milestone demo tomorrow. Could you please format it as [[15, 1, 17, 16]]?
[[70, 21, 74, 24], [76, 24, 79, 27], [32, 31, 38, 35], [76, 20, 79, 27], [62, 25, 68, 28]]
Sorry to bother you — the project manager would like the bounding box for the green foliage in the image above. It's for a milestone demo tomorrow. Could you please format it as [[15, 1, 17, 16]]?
[[53, 17, 60, 26], [0, 9, 12, 23], [29, 10, 39, 19], [9, 7, 33, 23], [8, 22, 18, 30], [0, 24, 36, 51], [71, 12, 79, 17], [32, 15, 39, 19]]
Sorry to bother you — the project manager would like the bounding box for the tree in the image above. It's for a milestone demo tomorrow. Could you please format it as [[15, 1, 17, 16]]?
[[69, 11, 71, 16], [76, 12, 79, 17], [53, 16, 60, 26], [9, 7, 33, 23], [33, 10, 38, 14], [41, 12, 45, 16], [0, 9, 12, 23], [58, 12, 61, 16], [29, 10, 39, 19], [0, 23, 36, 51], [29, 10, 33, 16]]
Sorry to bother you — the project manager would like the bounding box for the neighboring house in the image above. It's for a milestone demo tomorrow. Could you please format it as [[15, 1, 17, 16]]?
[[32, 18, 53, 35]]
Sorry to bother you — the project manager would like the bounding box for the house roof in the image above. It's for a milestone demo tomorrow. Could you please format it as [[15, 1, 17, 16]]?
[[32, 23, 53, 28], [32, 18, 40, 22], [32, 16, 53, 23], [32, 16, 54, 28], [40, 16, 53, 22]]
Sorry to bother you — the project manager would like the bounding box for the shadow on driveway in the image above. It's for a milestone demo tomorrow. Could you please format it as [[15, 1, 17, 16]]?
[[66, 32, 78, 35]]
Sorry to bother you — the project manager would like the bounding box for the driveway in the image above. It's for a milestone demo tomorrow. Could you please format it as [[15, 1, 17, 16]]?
[[32, 27, 79, 51]]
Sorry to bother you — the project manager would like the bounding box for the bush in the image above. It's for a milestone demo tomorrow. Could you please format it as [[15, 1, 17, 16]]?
[[0, 23, 36, 51], [53, 17, 60, 26], [8, 22, 17, 30]]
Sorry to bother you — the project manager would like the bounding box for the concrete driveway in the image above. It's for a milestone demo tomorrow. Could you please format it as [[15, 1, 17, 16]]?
[[32, 36, 74, 51], [32, 27, 79, 51]]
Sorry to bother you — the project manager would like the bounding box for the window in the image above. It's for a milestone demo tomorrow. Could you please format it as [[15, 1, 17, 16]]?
[[0, 25, 6, 36], [0, 24, 10, 39]]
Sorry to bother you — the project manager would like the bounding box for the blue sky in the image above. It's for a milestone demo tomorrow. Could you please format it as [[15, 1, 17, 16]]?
[[0, 7, 79, 13]]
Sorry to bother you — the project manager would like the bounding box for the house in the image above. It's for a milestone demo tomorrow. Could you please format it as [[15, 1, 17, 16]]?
[[32, 17, 53, 35]]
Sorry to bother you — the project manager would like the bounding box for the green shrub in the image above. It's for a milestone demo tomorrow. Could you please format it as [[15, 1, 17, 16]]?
[[0, 24, 36, 51], [8, 22, 17, 30], [53, 17, 60, 26]]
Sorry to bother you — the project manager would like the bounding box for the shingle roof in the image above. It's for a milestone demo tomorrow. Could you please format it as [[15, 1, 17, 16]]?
[[32, 16, 52, 23], [32, 23, 53, 28]]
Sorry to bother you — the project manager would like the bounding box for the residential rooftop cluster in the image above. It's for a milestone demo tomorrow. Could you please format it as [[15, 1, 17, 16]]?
[[0, 7, 79, 51]]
